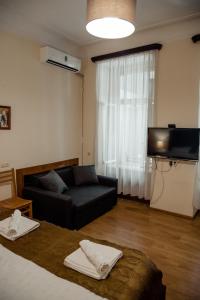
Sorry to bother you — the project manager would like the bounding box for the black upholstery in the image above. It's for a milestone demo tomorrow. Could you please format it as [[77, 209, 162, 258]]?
[[39, 170, 69, 193], [23, 186, 73, 229], [72, 165, 99, 186], [23, 166, 118, 229], [56, 167, 75, 187], [65, 185, 116, 229]]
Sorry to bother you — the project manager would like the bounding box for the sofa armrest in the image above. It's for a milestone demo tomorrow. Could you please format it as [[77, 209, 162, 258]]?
[[23, 186, 73, 229], [97, 175, 118, 188]]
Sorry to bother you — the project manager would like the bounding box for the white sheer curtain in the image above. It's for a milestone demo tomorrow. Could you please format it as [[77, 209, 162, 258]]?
[[95, 51, 156, 199]]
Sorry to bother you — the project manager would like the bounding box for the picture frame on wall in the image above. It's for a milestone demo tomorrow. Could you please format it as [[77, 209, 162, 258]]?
[[0, 106, 11, 130]]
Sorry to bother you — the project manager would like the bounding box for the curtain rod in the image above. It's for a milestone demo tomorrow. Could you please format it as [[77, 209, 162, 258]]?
[[91, 43, 163, 63], [192, 34, 200, 43]]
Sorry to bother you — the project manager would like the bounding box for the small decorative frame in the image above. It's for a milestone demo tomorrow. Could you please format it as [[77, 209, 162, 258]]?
[[0, 106, 11, 130]]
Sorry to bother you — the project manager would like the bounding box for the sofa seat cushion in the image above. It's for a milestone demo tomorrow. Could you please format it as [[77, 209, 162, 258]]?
[[64, 185, 115, 208]]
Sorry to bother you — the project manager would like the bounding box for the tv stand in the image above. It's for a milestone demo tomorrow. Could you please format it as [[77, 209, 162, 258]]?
[[150, 159, 197, 217]]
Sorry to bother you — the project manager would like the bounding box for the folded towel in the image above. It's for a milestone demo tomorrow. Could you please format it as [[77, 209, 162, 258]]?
[[64, 241, 123, 280], [64, 248, 103, 280], [7, 209, 22, 236], [80, 240, 110, 274], [0, 215, 40, 241]]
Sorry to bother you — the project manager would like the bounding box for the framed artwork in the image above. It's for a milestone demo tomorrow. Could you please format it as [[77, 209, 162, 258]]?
[[0, 106, 11, 130]]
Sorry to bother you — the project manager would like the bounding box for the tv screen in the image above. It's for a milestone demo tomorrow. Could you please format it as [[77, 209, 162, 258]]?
[[147, 128, 200, 161]]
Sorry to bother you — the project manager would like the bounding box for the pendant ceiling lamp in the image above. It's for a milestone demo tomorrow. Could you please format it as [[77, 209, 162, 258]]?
[[86, 0, 136, 39]]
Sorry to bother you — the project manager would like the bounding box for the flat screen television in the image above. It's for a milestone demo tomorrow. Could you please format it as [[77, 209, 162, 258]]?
[[147, 128, 200, 161]]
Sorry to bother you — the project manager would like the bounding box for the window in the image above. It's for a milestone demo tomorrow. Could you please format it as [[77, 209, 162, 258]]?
[[96, 51, 156, 198]]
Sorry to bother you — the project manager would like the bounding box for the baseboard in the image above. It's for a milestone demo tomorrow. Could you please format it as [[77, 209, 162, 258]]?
[[118, 194, 150, 205], [118, 194, 199, 219], [150, 206, 199, 219]]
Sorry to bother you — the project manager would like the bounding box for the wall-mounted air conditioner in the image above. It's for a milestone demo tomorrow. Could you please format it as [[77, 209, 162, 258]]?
[[40, 46, 81, 73]]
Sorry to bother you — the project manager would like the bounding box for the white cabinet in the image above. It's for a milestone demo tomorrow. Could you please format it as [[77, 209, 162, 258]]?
[[150, 160, 198, 217]]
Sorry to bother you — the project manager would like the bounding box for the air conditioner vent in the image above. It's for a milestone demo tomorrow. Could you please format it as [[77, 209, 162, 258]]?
[[40, 46, 81, 73], [47, 59, 78, 72]]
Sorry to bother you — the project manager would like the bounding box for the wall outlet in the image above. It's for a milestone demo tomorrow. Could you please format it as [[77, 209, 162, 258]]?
[[0, 162, 9, 168]]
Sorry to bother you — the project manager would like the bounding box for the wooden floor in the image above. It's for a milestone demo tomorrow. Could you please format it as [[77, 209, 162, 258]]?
[[80, 199, 200, 300]]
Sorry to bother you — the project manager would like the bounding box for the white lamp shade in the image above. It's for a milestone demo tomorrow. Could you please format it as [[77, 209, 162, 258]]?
[[86, 0, 136, 39]]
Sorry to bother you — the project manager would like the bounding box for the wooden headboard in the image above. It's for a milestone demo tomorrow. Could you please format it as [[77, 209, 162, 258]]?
[[16, 158, 79, 197]]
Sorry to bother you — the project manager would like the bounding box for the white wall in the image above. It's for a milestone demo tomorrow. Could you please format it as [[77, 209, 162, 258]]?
[[0, 31, 83, 171]]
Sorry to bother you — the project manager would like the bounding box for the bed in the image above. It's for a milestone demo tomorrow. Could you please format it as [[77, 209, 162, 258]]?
[[0, 208, 165, 300]]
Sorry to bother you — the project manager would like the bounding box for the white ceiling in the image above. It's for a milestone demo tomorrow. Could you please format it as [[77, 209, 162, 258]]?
[[0, 0, 200, 47]]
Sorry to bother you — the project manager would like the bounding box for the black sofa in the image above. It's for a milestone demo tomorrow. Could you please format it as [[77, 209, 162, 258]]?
[[22, 165, 118, 229]]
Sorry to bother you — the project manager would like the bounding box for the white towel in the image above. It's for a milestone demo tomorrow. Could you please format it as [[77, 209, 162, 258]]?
[[7, 209, 22, 236], [0, 215, 40, 241], [80, 240, 110, 274], [64, 241, 123, 280]]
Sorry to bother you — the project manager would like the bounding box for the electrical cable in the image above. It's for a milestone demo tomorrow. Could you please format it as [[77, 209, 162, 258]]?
[[156, 159, 172, 172], [154, 158, 157, 170], [173, 160, 179, 168], [150, 158, 173, 204], [150, 170, 165, 204]]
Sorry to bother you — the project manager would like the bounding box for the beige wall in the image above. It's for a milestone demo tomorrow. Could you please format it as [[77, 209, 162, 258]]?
[[82, 18, 200, 164], [82, 17, 200, 58], [156, 38, 199, 127], [82, 60, 96, 164], [82, 18, 200, 216], [0, 17, 199, 214], [0, 32, 83, 172]]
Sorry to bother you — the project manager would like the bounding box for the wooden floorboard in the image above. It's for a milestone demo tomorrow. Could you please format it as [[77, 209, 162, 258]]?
[[80, 199, 200, 300]]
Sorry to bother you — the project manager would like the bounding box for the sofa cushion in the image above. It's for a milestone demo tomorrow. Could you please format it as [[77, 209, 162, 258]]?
[[56, 167, 75, 187], [39, 170, 69, 193], [64, 185, 115, 208], [73, 165, 99, 186], [24, 172, 50, 188]]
